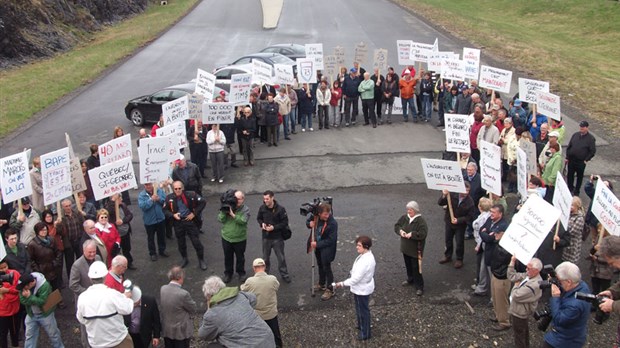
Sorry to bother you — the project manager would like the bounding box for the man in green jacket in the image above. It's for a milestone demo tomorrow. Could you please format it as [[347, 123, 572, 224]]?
[[358, 72, 377, 128], [218, 190, 251, 283], [18, 272, 65, 347]]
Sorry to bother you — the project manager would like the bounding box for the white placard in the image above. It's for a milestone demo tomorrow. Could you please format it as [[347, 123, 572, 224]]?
[[334, 46, 345, 65], [162, 95, 189, 125], [517, 147, 528, 199], [203, 103, 236, 124], [305, 43, 324, 70], [520, 140, 538, 178], [518, 78, 549, 105], [553, 174, 573, 230], [156, 122, 187, 151], [445, 114, 471, 153], [252, 60, 273, 85], [229, 73, 252, 105], [411, 48, 431, 64], [373, 49, 388, 71], [479, 65, 512, 94], [354, 42, 368, 64], [479, 140, 502, 196], [500, 195, 561, 264], [88, 158, 137, 201], [40, 148, 72, 205], [420, 158, 467, 193], [187, 94, 204, 121], [592, 180, 620, 236], [428, 51, 456, 72], [296, 58, 317, 84], [462, 47, 480, 80], [195, 68, 216, 100], [441, 59, 465, 81], [274, 64, 295, 85], [392, 97, 403, 115], [69, 158, 87, 194], [396, 40, 415, 65], [138, 136, 173, 184], [99, 134, 133, 166], [324, 55, 338, 80], [536, 90, 561, 121]]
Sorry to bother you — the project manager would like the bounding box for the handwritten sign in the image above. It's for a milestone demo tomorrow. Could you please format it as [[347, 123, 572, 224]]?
[[334, 46, 345, 65], [188, 94, 204, 121], [445, 114, 471, 153], [420, 158, 466, 193], [274, 64, 295, 85], [324, 55, 338, 80], [0, 152, 33, 203], [392, 97, 403, 115], [65, 133, 86, 194], [99, 134, 132, 166], [479, 65, 512, 94], [156, 122, 187, 151], [428, 51, 455, 72], [479, 140, 502, 196], [520, 140, 538, 178], [536, 90, 561, 121], [553, 174, 573, 230], [411, 48, 431, 64], [305, 43, 324, 70], [252, 60, 273, 85], [40, 148, 72, 205], [354, 42, 368, 64], [396, 40, 415, 65], [229, 73, 252, 105], [296, 58, 317, 84], [138, 136, 173, 184], [373, 49, 388, 71], [441, 58, 465, 81], [518, 78, 549, 105], [500, 195, 560, 264], [88, 157, 137, 201], [162, 95, 189, 125], [195, 69, 216, 100], [203, 103, 236, 124], [517, 147, 528, 199], [592, 180, 620, 236], [462, 47, 480, 80]]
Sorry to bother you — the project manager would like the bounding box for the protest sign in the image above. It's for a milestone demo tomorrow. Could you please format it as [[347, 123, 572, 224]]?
[[462, 47, 480, 80], [229, 73, 252, 105], [553, 174, 573, 230], [162, 95, 189, 125], [520, 140, 538, 178], [479, 140, 502, 196], [517, 147, 528, 199], [65, 133, 87, 194], [156, 122, 187, 151], [478, 65, 512, 94], [305, 43, 324, 70], [592, 180, 620, 236], [411, 48, 430, 64], [392, 97, 403, 115], [500, 195, 561, 264], [334, 46, 345, 65], [518, 78, 549, 105], [324, 55, 338, 80], [428, 51, 456, 72], [420, 158, 466, 193], [40, 148, 72, 205], [252, 60, 273, 85], [274, 64, 295, 85], [203, 103, 236, 124], [0, 152, 33, 203], [99, 134, 132, 166], [373, 49, 388, 71], [138, 136, 173, 184], [188, 94, 204, 121], [445, 114, 470, 153], [536, 90, 561, 121], [296, 58, 317, 84], [88, 158, 137, 201], [396, 40, 415, 66], [195, 69, 216, 100], [354, 42, 368, 64], [441, 58, 465, 81]]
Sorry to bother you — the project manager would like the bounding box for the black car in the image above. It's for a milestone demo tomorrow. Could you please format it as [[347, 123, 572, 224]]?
[[259, 44, 306, 60], [124, 83, 228, 126]]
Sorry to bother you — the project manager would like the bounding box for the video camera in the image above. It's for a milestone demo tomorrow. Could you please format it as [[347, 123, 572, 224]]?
[[0, 271, 14, 284], [534, 264, 559, 332], [575, 292, 610, 325], [538, 264, 559, 290], [299, 197, 333, 216], [220, 189, 238, 212], [533, 305, 553, 331]]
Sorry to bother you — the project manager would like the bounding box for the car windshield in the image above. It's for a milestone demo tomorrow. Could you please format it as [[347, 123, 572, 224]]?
[[270, 54, 294, 64]]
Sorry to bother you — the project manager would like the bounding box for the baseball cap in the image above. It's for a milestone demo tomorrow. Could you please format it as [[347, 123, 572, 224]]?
[[16, 273, 35, 291], [549, 131, 560, 137], [349, 68, 357, 73], [252, 258, 266, 267], [88, 261, 108, 279], [21, 197, 30, 204], [579, 120, 589, 127], [514, 99, 522, 107]]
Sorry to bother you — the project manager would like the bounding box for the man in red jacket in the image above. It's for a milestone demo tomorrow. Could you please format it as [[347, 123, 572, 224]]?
[[0, 259, 21, 348]]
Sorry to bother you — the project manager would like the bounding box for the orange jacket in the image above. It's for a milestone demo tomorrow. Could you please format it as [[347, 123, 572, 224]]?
[[399, 78, 417, 99]]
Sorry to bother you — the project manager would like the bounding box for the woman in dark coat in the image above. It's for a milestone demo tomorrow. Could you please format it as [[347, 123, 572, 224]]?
[[297, 84, 314, 132], [27, 222, 63, 291], [306, 203, 338, 301], [394, 201, 428, 296]]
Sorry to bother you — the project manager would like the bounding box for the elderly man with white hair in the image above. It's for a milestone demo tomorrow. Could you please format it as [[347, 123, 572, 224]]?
[[394, 201, 428, 296], [477, 114, 500, 146], [507, 256, 543, 348]]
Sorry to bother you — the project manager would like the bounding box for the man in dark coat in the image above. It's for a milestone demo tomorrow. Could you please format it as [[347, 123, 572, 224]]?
[[342, 69, 361, 126], [438, 182, 475, 269], [171, 156, 202, 196], [257, 190, 291, 283], [123, 287, 161, 348], [306, 203, 338, 301], [566, 120, 596, 196]]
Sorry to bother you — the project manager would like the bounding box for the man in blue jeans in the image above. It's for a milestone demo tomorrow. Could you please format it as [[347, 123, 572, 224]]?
[[398, 71, 418, 122], [420, 72, 434, 122]]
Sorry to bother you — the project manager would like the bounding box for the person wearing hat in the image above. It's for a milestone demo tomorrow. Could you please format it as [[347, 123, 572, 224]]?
[[508, 98, 528, 129], [9, 196, 41, 245], [77, 261, 134, 348], [538, 130, 563, 172], [18, 271, 65, 347], [171, 155, 202, 196], [549, 118, 566, 144], [566, 120, 596, 196], [123, 286, 162, 348], [341, 67, 361, 126], [240, 258, 282, 347], [398, 70, 418, 122]]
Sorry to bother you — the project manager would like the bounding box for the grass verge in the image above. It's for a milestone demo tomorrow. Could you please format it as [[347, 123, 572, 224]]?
[[397, 0, 620, 137], [0, 0, 199, 138]]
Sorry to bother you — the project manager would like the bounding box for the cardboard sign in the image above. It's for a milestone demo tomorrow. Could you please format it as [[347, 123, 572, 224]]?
[[156, 122, 187, 151], [445, 114, 471, 153], [479, 140, 502, 196], [411, 48, 431, 64], [69, 158, 87, 194], [396, 40, 415, 65], [462, 47, 480, 80], [517, 147, 528, 199], [195, 69, 216, 100], [305, 43, 324, 70], [162, 95, 189, 125], [373, 49, 388, 71], [296, 58, 317, 84], [392, 97, 403, 115], [88, 157, 137, 201], [441, 59, 465, 81], [252, 60, 273, 85], [324, 55, 338, 80], [592, 180, 620, 236], [535, 90, 561, 121], [138, 136, 173, 184], [553, 174, 573, 230], [229, 73, 252, 106], [40, 148, 72, 205], [203, 103, 236, 124], [274, 64, 295, 85], [518, 78, 549, 105], [187, 94, 204, 121], [428, 51, 456, 72], [520, 140, 538, 178], [420, 158, 467, 193], [479, 65, 512, 94], [500, 195, 561, 264], [334, 46, 345, 65], [99, 134, 133, 166], [354, 42, 368, 64]]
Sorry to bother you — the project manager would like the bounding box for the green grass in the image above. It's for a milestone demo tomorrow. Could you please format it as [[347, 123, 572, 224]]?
[[400, 0, 620, 133], [0, 0, 199, 137]]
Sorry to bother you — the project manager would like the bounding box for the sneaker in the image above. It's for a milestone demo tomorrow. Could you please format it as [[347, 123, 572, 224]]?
[[345, 123, 350, 127], [218, 179, 224, 183], [321, 288, 334, 301], [302, 128, 306, 132], [210, 178, 216, 182], [309, 128, 314, 131]]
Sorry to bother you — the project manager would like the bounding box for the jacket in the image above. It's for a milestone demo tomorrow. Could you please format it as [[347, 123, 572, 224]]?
[[562, 211, 584, 264], [393, 214, 427, 257], [27, 236, 63, 282], [218, 205, 250, 243], [381, 79, 399, 104], [316, 88, 331, 106], [477, 125, 500, 149], [9, 207, 41, 245], [257, 201, 289, 240], [296, 88, 314, 114], [20, 272, 55, 317], [329, 87, 341, 107], [138, 187, 166, 226], [420, 78, 434, 97], [370, 74, 384, 98], [342, 74, 361, 98], [507, 265, 542, 319], [237, 115, 256, 139], [489, 243, 512, 279], [274, 94, 291, 115], [566, 131, 596, 162], [342, 251, 376, 296], [438, 193, 475, 227], [444, 92, 457, 113], [398, 78, 416, 99], [306, 214, 338, 264], [455, 94, 472, 114], [499, 127, 516, 160], [123, 295, 161, 348], [160, 282, 196, 340], [29, 168, 44, 212], [171, 161, 202, 193], [206, 129, 226, 153], [163, 191, 205, 227], [544, 281, 591, 348], [357, 79, 374, 100], [479, 217, 509, 266], [0, 269, 20, 316], [3, 242, 31, 275], [260, 100, 279, 127], [542, 152, 563, 187], [240, 271, 280, 320], [69, 254, 101, 302], [105, 200, 133, 238]]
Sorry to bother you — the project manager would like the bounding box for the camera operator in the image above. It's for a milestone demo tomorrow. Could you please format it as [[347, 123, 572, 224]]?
[[542, 261, 591, 348], [217, 190, 250, 284], [507, 256, 543, 348], [306, 203, 338, 301], [597, 236, 620, 316]]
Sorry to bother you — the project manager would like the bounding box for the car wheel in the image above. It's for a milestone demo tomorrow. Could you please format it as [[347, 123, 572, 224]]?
[[130, 109, 144, 126]]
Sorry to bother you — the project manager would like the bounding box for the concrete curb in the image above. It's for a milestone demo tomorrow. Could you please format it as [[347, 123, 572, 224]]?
[[260, 0, 283, 29]]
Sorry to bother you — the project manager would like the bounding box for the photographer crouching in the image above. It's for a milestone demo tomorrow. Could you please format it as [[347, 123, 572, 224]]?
[[304, 200, 338, 301], [596, 235, 620, 347]]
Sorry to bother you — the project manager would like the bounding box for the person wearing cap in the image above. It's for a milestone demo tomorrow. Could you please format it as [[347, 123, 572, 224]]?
[[342, 68, 361, 126], [566, 120, 596, 196], [0, 258, 21, 348], [394, 202, 427, 295], [358, 72, 377, 127], [160, 266, 196, 348], [123, 286, 161, 348], [542, 143, 564, 203], [508, 99, 527, 129], [18, 271, 65, 347], [240, 258, 282, 347], [171, 155, 202, 196], [198, 276, 274, 348], [77, 261, 134, 348], [549, 118, 566, 144], [454, 86, 472, 115], [398, 70, 418, 122], [257, 190, 291, 284], [9, 196, 41, 245]]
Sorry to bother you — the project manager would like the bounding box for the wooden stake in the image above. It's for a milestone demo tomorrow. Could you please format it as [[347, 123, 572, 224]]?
[[490, 90, 495, 109], [17, 200, 24, 219], [114, 197, 121, 225], [74, 193, 82, 213], [552, 219, 560, 250], [56, 201, 62, 218], [446, 193, 455, 222]]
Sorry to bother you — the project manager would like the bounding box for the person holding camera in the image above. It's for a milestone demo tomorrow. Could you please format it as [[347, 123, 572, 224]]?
[[542, 261, 591, 348], [507, 256, 543, 348], [218, 190, 250, 283], [598, 236, 620, 318], [257, 191, 291, 284], [306, 203, 338, 301]]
